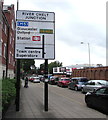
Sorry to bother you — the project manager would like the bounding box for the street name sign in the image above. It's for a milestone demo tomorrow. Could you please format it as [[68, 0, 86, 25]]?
[[15, 10, 55, 59]]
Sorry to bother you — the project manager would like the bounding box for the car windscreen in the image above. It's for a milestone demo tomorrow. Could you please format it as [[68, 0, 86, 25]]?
[[96, 80, 108, 85], [61, 79, 70, 81], [106, 82, 108, 86], [80, 78, 88, 82], [78, 82, 87, 85]]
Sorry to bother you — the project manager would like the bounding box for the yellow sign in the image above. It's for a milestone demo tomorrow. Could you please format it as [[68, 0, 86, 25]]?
[[40, 29, 53, 34]]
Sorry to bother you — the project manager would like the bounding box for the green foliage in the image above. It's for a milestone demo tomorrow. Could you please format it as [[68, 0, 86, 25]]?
[[48, 61, 62, 74], [20, 59, 35, 73], [2, 78, 16, 111], [40, 63, 45, 71], [0, 79, 2, 113], [39, 61, 62, 74]]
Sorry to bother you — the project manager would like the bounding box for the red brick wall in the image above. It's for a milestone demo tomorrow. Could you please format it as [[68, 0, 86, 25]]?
[[4, 4, 15, 70], [2, 14, 8, 65], [72, 67, 108, 81]]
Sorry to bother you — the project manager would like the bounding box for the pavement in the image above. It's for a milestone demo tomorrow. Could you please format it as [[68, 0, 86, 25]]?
[[2, 80, 108, 120]]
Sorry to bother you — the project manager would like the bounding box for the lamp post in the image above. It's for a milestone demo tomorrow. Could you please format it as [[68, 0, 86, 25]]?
[[81, 42, 91, 79], [81, 42, 91, 68]]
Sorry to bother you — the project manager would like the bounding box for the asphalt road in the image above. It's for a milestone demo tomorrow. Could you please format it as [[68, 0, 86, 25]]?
[[5, 81, 107, 119], [22, 81, 107, 118]]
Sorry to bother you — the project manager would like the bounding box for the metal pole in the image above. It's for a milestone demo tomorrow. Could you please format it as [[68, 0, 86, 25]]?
[[88, 43, 91, 68], [81, 42, 91, 67], [42, 35, 45, 58], [81, 42, 91, 79], [6, 25, 9, 78], [17, 0, 19, 11], [44, 59, 48, 111], [16, 59, 20, 111], [87, 43, 91, 79], [15, 0, 20, 111]]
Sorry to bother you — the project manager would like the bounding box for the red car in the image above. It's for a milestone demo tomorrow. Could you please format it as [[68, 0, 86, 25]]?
[[28, 76, 34, 82], [57, 78, 71, 87]]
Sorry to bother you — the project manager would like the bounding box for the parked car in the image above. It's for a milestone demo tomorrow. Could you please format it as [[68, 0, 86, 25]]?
[[68, 77, 89, 91], [39, 76, 45, 82], [85, 86, 108, 114], [54, 77, 59, 85], [48, 76, 55, 84], [82, 80, 108, 93], [32, 77, 40, 83], [48, 76, 59, 85], [28, 76, 34, 82], [57, 77, 70, 87]]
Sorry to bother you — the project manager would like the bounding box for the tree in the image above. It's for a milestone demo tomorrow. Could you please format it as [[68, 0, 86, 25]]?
[[48, 61, 62, 74], [38, 63, 45, 75], [20, 59, 35, 74], [35, 60, 62, 75]]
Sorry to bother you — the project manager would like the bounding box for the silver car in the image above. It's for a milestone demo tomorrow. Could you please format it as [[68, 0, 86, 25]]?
[[32, 77, 40, 83], [82, 80, 108, 93]]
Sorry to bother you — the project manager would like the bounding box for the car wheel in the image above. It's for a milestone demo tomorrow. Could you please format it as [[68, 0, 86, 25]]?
[[81, 88, 85, 93], [75, 86, 78, 91], [68, 85, 70, 89], [85, 97, 92, 108]]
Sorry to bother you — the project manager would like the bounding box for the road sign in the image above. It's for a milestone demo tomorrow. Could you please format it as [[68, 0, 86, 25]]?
[[17, 21, 29, 26], [40, 29, 53, 34], [32, 36, 41, 41], [15, 10, 55, 59]]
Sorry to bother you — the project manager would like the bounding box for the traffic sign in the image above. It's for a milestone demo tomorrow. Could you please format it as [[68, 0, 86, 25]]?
[[40, 29, 53, 34], [32, 36, 41, 41], [17, 21, 29, 26], [15, 10, 55, 59]]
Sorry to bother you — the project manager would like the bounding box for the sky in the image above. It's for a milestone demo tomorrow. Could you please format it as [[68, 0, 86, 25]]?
[[4, 0, 107, 67]]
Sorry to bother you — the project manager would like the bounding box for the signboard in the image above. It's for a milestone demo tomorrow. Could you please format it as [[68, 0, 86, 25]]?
[[15, 10, 55, 59]]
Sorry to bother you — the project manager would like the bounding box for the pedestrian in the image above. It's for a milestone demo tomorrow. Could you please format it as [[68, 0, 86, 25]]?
[[24, 76, 29, 88]]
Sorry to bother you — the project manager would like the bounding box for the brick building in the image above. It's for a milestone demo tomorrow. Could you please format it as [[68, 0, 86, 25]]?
[[0, 2, 2, 78], [0, 1, 15, 79], [53, 65, 108, 80]]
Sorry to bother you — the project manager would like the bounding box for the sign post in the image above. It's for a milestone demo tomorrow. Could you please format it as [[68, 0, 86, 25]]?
[[44, 59, 48, 111], [15, 10, 55, 112], [15, 1, 20, 111], [16, 59, 20, 111]]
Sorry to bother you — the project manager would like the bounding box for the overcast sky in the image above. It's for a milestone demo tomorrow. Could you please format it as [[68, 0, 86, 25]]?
[[4, 0, 106, 67]]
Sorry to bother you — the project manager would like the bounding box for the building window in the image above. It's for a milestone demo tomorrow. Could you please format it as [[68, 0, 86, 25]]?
[[3, 43, 6, 58], [59, 67, 66, 72], [12, 19, 14, 30], [2, 21, 7, 35], [12, 37, 14, 48], [5, 24, 7, 35], [1, 20, 3, 29], [9, 51, 10, 63], [54, 68, 57, 72], [9, 51, 13, 64], [0, 39, 2, 56], [10, 33, 12, 44], [2, 21, 5, 31], [12, 54, 13, 65]]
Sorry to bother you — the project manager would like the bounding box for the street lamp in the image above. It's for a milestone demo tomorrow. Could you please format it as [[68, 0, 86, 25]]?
[[81, 42, 91, 68]]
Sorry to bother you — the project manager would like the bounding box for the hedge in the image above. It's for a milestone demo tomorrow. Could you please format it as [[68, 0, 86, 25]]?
[[2, 78, 16, 114]]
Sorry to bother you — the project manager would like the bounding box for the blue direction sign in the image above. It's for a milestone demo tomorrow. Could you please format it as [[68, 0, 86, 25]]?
[[17, 21, 29, 26]]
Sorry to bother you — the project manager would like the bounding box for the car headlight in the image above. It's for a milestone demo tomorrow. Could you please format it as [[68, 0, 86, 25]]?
[[85, 92, 91, 96]]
